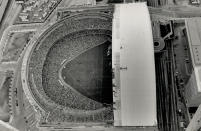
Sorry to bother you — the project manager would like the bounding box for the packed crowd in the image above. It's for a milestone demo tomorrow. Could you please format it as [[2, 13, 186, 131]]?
[[42, 31, 110, 110], [47, 106, 113, 123], [28, 16, 113, 123]]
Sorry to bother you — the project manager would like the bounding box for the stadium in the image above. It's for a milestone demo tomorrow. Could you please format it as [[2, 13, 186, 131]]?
[[1, 1, 201, 131], [22, 9, 114, 126], [21, 3, 159, 130]]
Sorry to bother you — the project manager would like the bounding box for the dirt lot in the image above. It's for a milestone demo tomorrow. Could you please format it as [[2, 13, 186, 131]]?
[[2, 31, 34, 62], [0, 71, 13, 122]]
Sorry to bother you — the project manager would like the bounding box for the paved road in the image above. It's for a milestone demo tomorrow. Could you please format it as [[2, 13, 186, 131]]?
[[149, 6, 201, 18], [0, 0, 8, 23], [10, 56, 27, 131]]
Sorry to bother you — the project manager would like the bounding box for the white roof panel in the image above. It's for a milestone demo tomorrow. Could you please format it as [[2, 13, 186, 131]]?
[[113, 3, 157, 127]]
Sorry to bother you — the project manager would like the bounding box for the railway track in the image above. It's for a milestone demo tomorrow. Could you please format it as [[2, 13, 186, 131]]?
[[155, 40, 180, 131]]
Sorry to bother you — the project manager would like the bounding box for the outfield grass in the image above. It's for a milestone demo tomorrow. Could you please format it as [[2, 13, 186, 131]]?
[[61, 41, 112, 104]]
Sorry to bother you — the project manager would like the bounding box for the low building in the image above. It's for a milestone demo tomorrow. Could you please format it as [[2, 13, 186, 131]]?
[[185, 18, 201, 107]]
